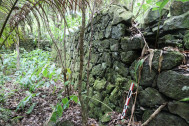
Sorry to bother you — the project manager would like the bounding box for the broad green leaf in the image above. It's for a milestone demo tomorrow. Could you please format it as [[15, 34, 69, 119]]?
[[67, 68, 72, 74], [50, 110, 57, 122], [146, 0, 152, 4], [70, 95, 78, 103], [176, 0, 189, 2], [152, 7, 159, 11], [42, 68, 48, 78], [180, 97, 189, 102], [156, 1, 162, 6], [56, 103, 63, 117], [62, 97, 69, 109], [159, 0, 169, 11]]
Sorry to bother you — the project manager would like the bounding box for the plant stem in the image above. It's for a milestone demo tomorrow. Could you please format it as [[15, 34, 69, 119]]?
[[78, 0, 87, 125]]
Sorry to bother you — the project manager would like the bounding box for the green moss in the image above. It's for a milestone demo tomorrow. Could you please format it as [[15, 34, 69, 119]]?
[[93, 79, 107, 91], [106, 84, 115, 94]]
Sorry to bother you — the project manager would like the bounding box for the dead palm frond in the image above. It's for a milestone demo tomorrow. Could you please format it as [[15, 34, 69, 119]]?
[[0, 0, 92, 49]]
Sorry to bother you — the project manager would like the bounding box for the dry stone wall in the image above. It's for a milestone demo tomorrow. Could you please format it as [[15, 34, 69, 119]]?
[[66, 3, 189, 125]]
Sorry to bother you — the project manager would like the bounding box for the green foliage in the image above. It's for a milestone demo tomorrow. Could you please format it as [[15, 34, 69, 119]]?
[[0, 49, 62, 91], [180, 97, 189, 102], [49, 95, 78, 123], [134, 59, 144, 82], [176, 0, 189, 2], [16, 91, 38, 111]]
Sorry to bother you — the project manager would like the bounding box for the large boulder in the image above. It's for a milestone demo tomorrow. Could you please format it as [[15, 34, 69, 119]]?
[[152, 50, 184, 71], [157, 70, 189, 100], [168, 101, 189, 123], [143, 8, 168, 25], [109, 5, 133, 25], [158, 34, 183, 48], [111, 23, 127, 39], [138, 88, 167, 107], [142, 111, 188, 126], [121, 34, 144, 52], [129, 60, 157, 87], [163, 11, 189, 31], [170, 1, 189, 16], [121, 51, 139, 64]]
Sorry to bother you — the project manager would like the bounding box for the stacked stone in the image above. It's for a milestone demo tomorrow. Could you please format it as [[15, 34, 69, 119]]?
[[66, 3, 189, 126], [142, 1, 189, 50]]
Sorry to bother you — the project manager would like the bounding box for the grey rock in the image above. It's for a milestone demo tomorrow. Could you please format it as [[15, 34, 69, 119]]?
[[142, 111, 188, 126], [157, 70, 189, 100], [168, 101, 189, 123], [152, 50, 184, 71], [158, 34, 183, 48], [121, 34, 144, 51], [105, 24, 112, 38], [139, 87, 167, 107], [121, 51, 139, 64], [112, 24, 126, 39], [144, 8, 168, 25], [110, 43, 119, 52], [130, 60, 156, 87], [110, 39, 120, 51], [100, 39, 111, 49], [163, 11, 189, 31], [170, 1, 189, 16], [112, 6, 133, 25]]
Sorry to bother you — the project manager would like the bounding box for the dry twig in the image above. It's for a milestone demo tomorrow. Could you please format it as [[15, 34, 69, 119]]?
[[141, 103, 167, 126]]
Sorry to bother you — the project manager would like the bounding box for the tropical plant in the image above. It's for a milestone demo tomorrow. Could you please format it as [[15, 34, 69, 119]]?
[[48, 95, 79, 124]]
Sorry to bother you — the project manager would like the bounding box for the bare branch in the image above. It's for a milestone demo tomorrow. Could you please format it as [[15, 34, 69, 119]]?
[[142, 103, 167, 126]]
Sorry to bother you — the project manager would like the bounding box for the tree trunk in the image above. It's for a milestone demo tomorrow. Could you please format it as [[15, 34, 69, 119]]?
[[63, 20, 69, 96], [78, 0, 87, 125], [16, 33, 20, 70]]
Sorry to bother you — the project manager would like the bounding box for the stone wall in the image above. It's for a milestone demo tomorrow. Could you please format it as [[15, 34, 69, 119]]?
[[66, 3, 189, 125], [12, 39, 51, 51]]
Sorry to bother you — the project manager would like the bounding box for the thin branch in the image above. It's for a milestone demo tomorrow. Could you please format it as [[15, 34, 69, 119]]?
[[142, 103, 167, 126], [78, 0, 87, 125]]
